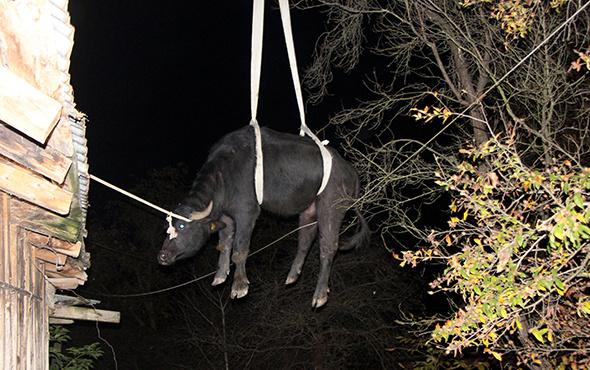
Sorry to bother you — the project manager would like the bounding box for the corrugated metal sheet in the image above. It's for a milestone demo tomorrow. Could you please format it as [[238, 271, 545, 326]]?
[[48, 0, 90, 225]]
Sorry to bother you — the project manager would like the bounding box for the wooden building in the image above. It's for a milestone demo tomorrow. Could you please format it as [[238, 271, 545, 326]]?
[[0, 1, 118, 368]]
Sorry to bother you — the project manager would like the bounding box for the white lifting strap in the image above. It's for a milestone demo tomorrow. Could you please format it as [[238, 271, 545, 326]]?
[[251, 0, 265, 204], [278, 0, 332, 195], [250, 0, 332, 205]]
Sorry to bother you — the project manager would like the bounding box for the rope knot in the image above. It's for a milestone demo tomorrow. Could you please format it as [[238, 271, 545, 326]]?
[[166, 214, 178, 240]]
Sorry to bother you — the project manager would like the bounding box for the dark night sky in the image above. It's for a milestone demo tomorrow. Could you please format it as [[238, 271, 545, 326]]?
[[68, 1, 339, 200]]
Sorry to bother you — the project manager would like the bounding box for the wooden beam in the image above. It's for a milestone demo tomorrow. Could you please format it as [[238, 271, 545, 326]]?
[[50, 306, 121, 324], [27, 232, 81, 258], [0, 156, 72, 215], [47, 278, 80, 290], [0, 67, 62, 144], [0, 123, 72, 184], [20, 208, 83, 243], [34, 248, 67, 265], [45, 263, 87, 281], [49, 318, 74, 325], [55, 294, 101, 307]]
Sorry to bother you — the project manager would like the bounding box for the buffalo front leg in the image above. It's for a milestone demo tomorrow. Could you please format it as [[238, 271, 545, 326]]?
[[230, 212, 257, 299], [286, 203, 317, 285], [212, 215, 234, 286]]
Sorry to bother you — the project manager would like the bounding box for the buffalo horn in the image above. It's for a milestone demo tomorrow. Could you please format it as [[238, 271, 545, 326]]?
[[190, 201, 213, 220]]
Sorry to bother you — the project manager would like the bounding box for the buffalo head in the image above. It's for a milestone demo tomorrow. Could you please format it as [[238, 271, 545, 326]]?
[[157, 201, 225, 265]]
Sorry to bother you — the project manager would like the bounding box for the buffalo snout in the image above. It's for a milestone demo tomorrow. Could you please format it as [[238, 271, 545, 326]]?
[[158, 239, 176, 265], [158, 250, 173, 265]]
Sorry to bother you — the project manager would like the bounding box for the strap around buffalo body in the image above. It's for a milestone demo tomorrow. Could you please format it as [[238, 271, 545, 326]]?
[[278, 0, 332, 196], [250, 0, 332, 205]]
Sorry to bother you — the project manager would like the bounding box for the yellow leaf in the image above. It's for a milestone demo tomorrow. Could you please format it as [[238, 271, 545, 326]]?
[[554, 228, 564, 241], [463, 210, 469, 220], [523, 181, 530, 191], [445, 234, 452, 245], [491, 351, 502, 361]]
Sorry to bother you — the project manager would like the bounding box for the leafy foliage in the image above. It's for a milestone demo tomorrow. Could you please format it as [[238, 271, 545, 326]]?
[[49, 325, 103, 370], [461, 0, 570, 38], [301, 0, 590, 368], [402, 136, 590, 368]]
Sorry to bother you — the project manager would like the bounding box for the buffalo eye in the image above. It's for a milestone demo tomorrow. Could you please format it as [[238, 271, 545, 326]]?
[[178, 224, 185, 229]]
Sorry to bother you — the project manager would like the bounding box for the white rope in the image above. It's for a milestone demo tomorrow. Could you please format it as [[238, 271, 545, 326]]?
[[278, 0, 332, 195], [89, 174, 192, 223]]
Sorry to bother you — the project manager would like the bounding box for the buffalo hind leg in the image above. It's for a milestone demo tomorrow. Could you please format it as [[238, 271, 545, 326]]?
[[312, 205, 347, 308], [286, 203, 317, 285], [212, 215, 234, 286]]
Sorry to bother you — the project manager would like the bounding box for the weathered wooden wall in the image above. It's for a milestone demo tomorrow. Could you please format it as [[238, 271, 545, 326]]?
[[0, 0, 115, 368], [0, 193, 48, 369]]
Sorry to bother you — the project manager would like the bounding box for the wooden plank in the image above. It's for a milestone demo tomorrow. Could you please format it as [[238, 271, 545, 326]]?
[[27, 232, 81, 258], [45, 263, 87, 281], [0, 157, 72, 215], [55, 294, 100, 307], [0, 66, 62, 144], [34, 248, 67, 265], [0, 123, 72, 183], [47, 278, 79, 290], [50, 306, 121, 324], [49, 318, 74, 325]]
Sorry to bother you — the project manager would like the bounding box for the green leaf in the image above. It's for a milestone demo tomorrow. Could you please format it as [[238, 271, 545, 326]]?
[[574, 192, 584, 209], [532, 328, 545, 343], [555, 278, 565, 291], [539, 279, 552, 290], [579, 224, 590, 238], [553, 225, 564, 240]]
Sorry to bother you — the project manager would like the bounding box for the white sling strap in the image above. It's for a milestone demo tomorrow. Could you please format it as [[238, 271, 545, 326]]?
[[251, 0, 265, 204], [277, 0, 332, 196], [250, 0, 332, 205]]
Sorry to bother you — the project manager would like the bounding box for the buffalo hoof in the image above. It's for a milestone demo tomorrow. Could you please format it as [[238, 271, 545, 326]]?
[[212, 275, 227, 286], [212, 269, 229, 286], [230, 278, 249, 299], [285, 269, 301, 285], [311, 295, 328, 308], [311, 289, 329, 308]]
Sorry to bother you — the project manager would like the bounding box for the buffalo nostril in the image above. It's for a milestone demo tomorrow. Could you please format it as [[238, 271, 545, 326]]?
[[158, 252, 169, 265]]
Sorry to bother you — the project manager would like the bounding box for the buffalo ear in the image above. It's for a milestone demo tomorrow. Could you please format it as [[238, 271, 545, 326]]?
[[210, 220, 226, 232]]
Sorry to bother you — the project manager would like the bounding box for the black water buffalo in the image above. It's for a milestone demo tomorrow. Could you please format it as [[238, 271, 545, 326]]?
[[158, 126, 370, 307]]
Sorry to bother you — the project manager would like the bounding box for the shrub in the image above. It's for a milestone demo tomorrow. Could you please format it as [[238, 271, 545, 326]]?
[[402, 136, 590, 368]]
